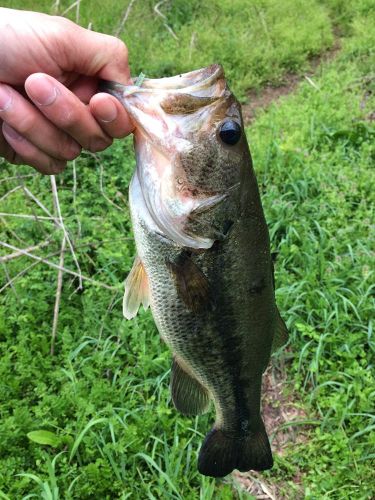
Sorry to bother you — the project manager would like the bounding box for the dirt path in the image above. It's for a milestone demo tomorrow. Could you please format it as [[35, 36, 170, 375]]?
[[242, 36, 341, 125]]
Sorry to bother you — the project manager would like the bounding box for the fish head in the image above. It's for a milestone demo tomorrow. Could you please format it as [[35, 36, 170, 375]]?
[[103, 65, 251, 248]]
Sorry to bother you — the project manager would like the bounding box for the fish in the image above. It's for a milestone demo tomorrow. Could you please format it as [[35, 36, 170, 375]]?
[[100, 64, 288, 478]]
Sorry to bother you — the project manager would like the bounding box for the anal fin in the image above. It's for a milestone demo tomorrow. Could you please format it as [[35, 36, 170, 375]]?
[[171, 357, 210, 416], [123, 256, 150, 320]]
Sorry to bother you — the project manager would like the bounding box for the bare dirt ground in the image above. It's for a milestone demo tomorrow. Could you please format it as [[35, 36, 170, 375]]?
[[233, 34, 342, 499], [242, 36, 341, 125]]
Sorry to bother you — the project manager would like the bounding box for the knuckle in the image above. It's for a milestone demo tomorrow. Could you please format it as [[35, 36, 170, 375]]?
[[106, 35, 128, 60], [52, 15, 75, 28], [115, 38, 129, 60], [50, 15, 78, 42], [16, 114, 36, 136], [107, 37, 129, 74]]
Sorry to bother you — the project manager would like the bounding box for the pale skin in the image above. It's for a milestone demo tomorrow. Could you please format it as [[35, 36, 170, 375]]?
[[0, 8, 134, 174]]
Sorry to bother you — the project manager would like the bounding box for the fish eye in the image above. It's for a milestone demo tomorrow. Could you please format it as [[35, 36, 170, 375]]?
[[219, 120, 242, 145]]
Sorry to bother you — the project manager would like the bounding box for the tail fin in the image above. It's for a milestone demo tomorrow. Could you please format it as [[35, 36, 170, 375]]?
[[198, 425, 273, 478]]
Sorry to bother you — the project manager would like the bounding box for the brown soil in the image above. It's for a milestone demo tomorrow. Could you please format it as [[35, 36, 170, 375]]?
[[242, 36, 341, 125], [262, 362, 308, 455]]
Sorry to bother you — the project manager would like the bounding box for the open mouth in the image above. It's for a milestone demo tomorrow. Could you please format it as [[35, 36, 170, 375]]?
[[99, 64, 231, 148], [100, 64, 227, 102], [133, 64, 225, 95]]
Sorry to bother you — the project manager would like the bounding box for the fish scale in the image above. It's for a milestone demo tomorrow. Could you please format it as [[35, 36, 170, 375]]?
[[101, 64, 289, 477]]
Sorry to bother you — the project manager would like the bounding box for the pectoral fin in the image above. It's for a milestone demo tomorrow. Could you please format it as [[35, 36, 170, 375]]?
[[166, 253, 210, 312], [271, 309, 289, 352], [171, 357, 210, 416], [123, 256, 150, 320]]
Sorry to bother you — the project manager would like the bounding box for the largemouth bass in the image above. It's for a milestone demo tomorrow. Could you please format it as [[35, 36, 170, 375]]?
[[101, 65, 288, 477]]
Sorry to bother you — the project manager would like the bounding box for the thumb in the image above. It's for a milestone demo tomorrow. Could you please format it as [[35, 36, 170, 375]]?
[[66, 24, 131, 84]]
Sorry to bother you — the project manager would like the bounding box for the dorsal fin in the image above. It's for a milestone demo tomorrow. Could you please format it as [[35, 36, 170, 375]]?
[[123, 256, 150, 319]]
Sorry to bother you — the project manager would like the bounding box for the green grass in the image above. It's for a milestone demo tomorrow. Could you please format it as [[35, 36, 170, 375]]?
[[1, 1, 375, 498], [247, 16, 375, 495], [3, 0, 336, 99]]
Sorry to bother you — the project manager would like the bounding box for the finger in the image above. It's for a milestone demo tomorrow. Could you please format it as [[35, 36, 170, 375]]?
[[2, 122, 66, 174], [66, 26, 131, 83], [89, 93, 134, 139], [25, 73, 112, 152], [0, 119, 17, 164], [0, 83, 81, 161]]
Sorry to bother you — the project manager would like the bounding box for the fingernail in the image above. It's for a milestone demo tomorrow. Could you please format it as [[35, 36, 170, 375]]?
[[3, 123, 24, 141], [0, 85, 12, 112], [27, 77, 58, 106], [97, 100, 118, 123]]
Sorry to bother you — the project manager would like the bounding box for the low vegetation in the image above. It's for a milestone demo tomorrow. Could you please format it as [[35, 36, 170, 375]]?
[[4, 0, 336, 99], [0, 0, 374, 498]]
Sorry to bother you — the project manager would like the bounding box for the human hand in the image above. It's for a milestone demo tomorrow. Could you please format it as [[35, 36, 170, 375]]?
[[0, 8, 133, 174]]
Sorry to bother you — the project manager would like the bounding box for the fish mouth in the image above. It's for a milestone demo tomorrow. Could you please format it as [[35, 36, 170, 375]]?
[[100, 64, 230, 149], [100, 64, 227, 102], [135, 64, 224, 91]]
